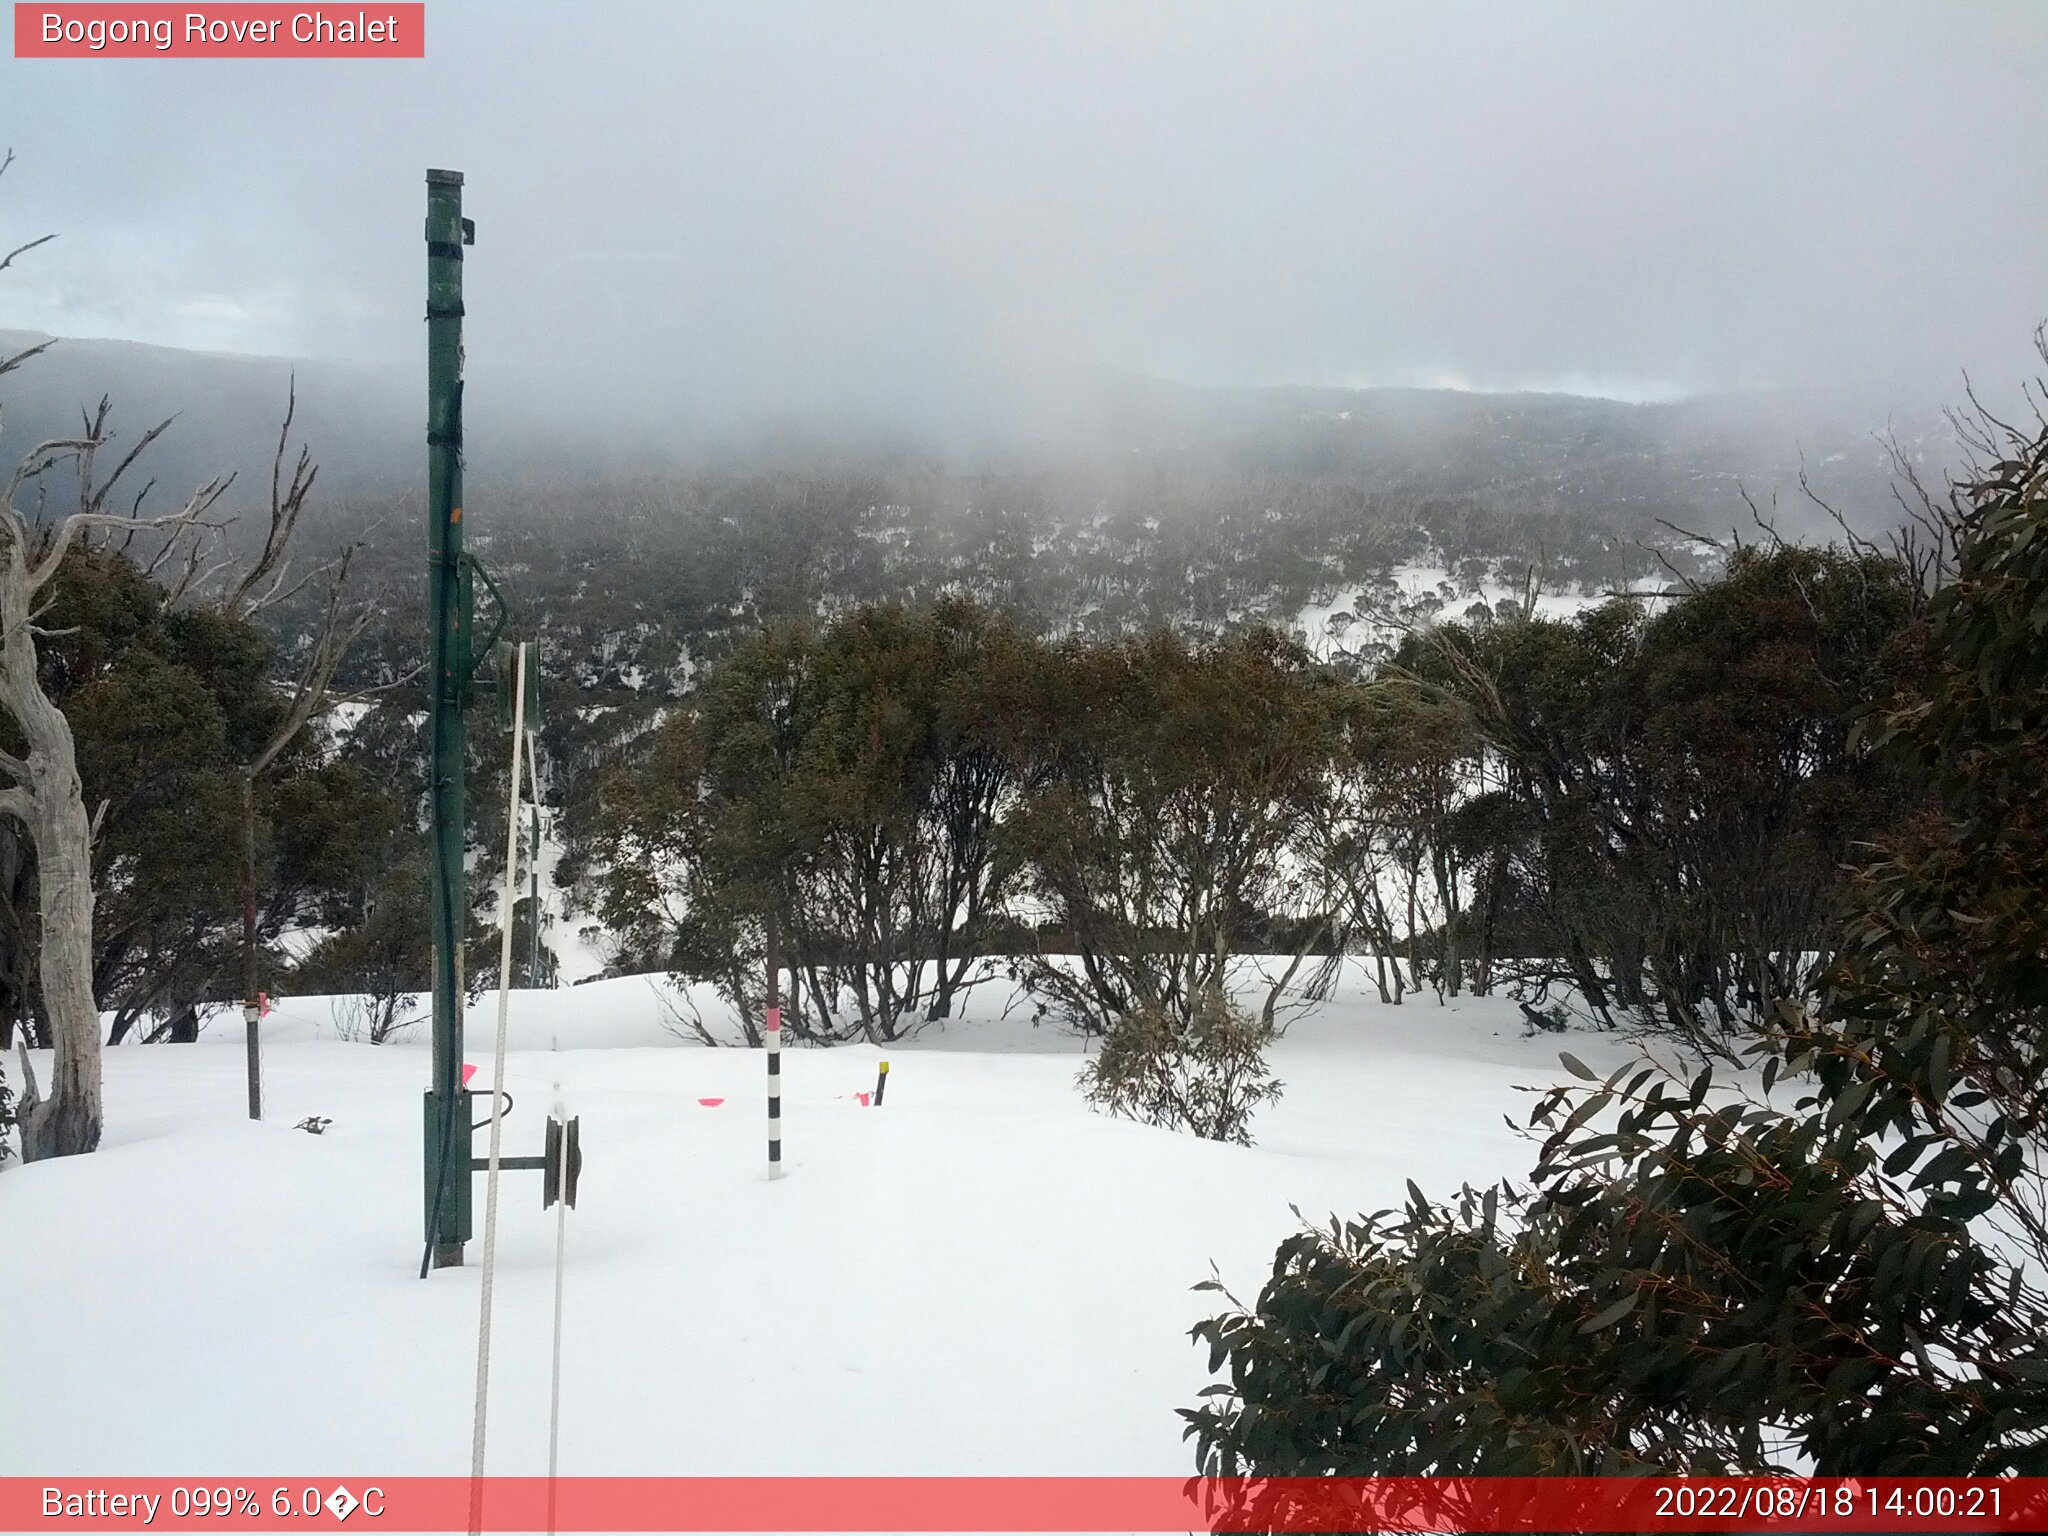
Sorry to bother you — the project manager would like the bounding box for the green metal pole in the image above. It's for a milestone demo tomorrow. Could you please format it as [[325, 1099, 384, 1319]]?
[[424, 168, 473, 1269]]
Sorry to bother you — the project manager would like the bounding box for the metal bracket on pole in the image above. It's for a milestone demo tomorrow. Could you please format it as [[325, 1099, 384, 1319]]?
[[468, 557, 511, 689]]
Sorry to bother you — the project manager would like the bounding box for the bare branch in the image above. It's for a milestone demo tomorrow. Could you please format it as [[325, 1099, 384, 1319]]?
[[160, 549, 232, 609], [5, 435, 102, 514], [1632, 536, 1702, 596], [80, 414, 180, 518], [222, 379, 318, 619], [0, 231, 54, 276], [1653, 517, 1730, 555], [0, 146, 57, 283], [1738, 483, 1790, 551], [0, 335, 55, 383], [23, 474, 233, 595], [1961, 371, 2026, 454], [247, 550, 374, 780], [1799, 467, 1885, 561], [139, 515, 198, 582], [323, 656, 425, 706], [0, 147, 56, 288], [1600, 586, 1687, 602]]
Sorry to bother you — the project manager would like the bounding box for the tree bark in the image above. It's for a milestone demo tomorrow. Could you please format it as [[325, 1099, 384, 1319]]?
[[11, 701, 104, 1160], [0, 820, 30, 1050]]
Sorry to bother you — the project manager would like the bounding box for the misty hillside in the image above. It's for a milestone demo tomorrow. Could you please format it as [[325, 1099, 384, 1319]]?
[[1076, 372, 1955, 535], [0, 330, 1957, 535], [0, 330, 418, 500]]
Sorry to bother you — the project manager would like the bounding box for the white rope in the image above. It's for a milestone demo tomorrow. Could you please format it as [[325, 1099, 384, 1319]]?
[[526, 725, 546, 983], [470, 640, 529, 1517], [546, 1045, 568, 1536], [547, 1182, 568, 1461]]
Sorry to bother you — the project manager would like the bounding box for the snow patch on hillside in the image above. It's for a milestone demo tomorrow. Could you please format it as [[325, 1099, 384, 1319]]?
[[1292, 561, 1670, 665]]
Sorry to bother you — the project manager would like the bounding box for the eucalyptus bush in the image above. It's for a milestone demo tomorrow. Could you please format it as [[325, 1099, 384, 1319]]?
[[1186, 414, 2048, 1478], [1080, 988, 1282, 1146]]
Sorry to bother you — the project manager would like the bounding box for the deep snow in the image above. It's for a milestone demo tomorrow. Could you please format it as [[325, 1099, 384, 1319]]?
[[1, 967, 1627, 1478]]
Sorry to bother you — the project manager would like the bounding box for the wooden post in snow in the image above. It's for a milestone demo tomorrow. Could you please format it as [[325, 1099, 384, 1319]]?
[[241, 773, 262, 1119]]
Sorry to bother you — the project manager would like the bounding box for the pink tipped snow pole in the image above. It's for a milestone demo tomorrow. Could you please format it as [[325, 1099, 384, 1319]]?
[[765, 1005, 783, 1179], [766, 915, 784, 1180]]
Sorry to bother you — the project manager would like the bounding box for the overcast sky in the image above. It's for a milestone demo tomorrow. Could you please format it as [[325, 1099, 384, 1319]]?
[[3, 0, 2045, 437]]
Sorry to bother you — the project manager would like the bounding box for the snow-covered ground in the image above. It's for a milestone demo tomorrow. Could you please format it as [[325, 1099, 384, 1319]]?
[[1, 966, 1629, 1478]]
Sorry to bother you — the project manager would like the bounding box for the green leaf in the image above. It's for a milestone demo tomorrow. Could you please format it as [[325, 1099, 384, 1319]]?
[[1578, 1290, 1639, 1334]]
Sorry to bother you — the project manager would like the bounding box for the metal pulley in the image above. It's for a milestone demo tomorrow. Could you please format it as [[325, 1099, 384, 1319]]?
[[543, 1115, 582, 1210]]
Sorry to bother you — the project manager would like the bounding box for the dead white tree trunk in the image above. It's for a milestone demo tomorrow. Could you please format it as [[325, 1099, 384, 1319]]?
[[0, 419, 228, 1158], [0, 662, 97, 1158]]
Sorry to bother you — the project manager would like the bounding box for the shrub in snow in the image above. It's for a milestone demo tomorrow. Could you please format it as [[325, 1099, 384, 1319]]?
[[0, 1053, 13, 1165], [332, 990, 421, 1046], [1078, 989, 1281, 1146]]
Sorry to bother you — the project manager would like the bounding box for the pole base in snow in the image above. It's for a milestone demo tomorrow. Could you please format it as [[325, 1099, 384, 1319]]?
[[769, 1165, 788, 1181], [424, 1088, 476, 1259]]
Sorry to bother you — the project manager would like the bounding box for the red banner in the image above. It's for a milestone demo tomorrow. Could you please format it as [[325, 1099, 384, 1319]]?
[[13, 5, 424, 58], [5, 1476, 2047, 1532]]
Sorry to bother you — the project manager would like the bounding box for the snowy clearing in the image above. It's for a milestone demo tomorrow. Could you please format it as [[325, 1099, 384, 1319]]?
[[1, 967, 1627, 1478]]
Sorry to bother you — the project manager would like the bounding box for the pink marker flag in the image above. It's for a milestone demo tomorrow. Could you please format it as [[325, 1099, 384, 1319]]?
[[462, 1062, 478, 1088], [698, 1097, 725, 1107]]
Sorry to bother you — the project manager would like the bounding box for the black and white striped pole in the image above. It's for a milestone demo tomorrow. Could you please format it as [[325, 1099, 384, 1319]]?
[[766, 916, 785, 1179]]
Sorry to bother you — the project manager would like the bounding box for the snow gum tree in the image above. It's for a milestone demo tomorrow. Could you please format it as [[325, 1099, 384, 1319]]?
[[600, 600, 1048, 1043], [1397, 540, 1924, 1045], [1302, 679, 1480, 1004], [1009, 627, 1342, 1036]]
